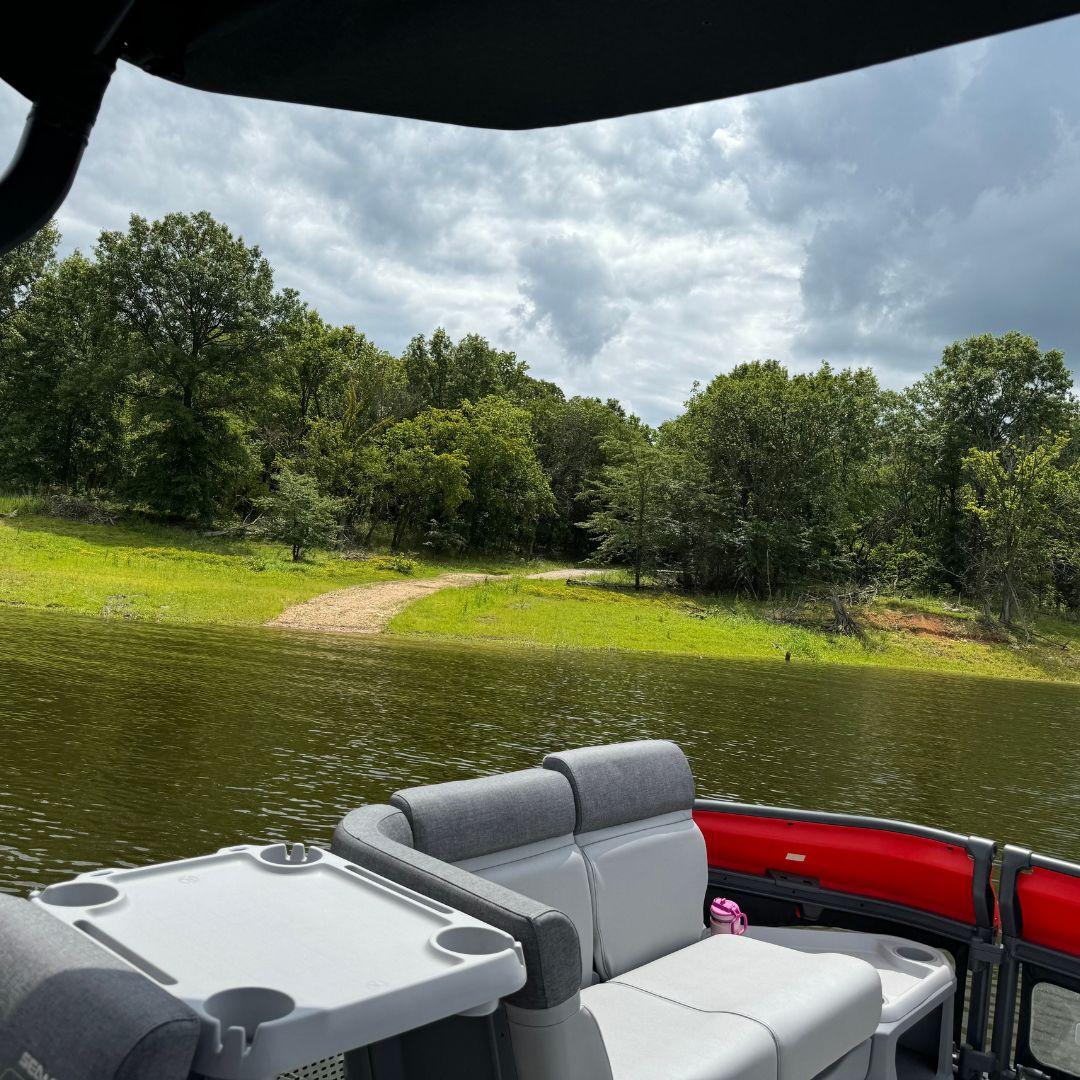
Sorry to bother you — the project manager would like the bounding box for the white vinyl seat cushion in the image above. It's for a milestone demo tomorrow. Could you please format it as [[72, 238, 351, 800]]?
[[577, 810, 707, 978], [607, 934, 883, 1080], [581, 981, 778, 1080]]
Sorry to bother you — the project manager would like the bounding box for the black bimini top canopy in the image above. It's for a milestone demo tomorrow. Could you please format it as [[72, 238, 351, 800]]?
[[3, 0, 1080, 254]]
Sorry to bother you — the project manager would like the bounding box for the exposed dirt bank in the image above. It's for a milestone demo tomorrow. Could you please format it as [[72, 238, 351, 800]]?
[[266, 568, 605, 634]]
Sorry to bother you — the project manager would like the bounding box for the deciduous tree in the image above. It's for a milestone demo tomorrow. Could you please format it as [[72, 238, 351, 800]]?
[[962, 436, 1075, 625], [0, 253, 126, 491], [254, 464, 345, 561], [0, 221, 58, 330], [585, 432, 674, 588], [96, 211, 276, 518]]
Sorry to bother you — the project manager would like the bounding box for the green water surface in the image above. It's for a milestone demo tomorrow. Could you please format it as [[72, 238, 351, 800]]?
[[3, 606, 1079, 895]]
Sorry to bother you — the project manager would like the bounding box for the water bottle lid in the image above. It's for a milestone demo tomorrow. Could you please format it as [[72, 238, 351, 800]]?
[[711, 896, 741, 919]]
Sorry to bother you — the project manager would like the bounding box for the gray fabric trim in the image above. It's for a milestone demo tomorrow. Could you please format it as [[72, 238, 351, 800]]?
[[333, 804, 581, 1010], [391, 768, 576, 863], [575, 809, 691, 848], [543, 740, 695, 832], [0, 894, 199, 1080], [455, 833, 577, 874], [373, 802, 414, 846], [505, 994, 582, 1027]]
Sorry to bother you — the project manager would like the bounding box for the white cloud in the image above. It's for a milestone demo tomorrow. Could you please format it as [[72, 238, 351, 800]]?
[[517, 234, 630, 359]]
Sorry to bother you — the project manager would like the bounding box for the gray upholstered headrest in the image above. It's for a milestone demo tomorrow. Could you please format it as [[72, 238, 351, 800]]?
[[543, 740, 695, 832], [391, 768, 576, 863], [0, 894, 199, 1080]]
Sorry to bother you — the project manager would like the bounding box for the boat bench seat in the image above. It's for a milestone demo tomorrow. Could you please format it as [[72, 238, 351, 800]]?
[[544, 742, 881, 1080], [335, 740, 884, 1080], [580, 980, 779, 1080], [0, 893, 199, 1080], [584, 934, 881, 1080]]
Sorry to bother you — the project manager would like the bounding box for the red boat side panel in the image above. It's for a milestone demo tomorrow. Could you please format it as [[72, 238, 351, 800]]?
[[1016, 866, 1080, 958], [694, 809, 977, 925]]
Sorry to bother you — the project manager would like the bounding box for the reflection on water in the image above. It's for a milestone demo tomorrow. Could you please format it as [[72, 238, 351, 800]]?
[[2, 606, 1079, 894]]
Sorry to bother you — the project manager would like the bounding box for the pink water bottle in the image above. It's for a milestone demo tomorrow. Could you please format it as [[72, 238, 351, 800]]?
[[710, 897, 748, 935]]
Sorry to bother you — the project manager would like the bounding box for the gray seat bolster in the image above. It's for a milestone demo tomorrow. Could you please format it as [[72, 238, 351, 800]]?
[[543, 740, 695, 833], [390, 768, 575, 863], [0, 894, 199, 1080], [332, 804, 582, 1011]]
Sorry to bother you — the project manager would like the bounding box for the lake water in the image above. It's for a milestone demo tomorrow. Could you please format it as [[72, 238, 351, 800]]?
[[3, 606, 1080, 895]]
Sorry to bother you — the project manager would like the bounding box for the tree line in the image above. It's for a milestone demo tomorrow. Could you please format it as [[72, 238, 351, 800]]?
[[593, 342, 1080, 626], [0, 212, 631, 559], [1, 211, 1078, 625]]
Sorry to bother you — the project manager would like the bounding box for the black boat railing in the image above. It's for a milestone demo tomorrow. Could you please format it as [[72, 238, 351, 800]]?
[[990, 846, 1080, 1080]]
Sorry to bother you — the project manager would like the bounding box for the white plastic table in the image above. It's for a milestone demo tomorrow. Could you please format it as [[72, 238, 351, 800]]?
[[32, 843, 527, 1079]]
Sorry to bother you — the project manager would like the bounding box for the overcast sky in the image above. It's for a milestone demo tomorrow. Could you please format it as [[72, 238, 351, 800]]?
[[3, 17, 1080, 422]]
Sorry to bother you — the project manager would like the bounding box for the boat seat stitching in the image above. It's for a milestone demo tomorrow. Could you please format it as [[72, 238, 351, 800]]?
[[460, 839, 579, 872], [596, 983, 783, 1067], [581, 848, 613, 979], [577, 812, 691, 845]]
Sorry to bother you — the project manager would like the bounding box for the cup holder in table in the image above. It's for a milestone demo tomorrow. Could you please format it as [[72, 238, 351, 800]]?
[[204, 987, 295, 1045], [39, 881, 121, 908], [894, 944, 936, 964], [434, 925, 512, 957], [258, 843, 324, 867]]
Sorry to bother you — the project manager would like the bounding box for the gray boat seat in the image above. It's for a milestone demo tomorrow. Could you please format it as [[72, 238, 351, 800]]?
[[0, 892, 199, 1080], [544, 740, 707, 978], [544, 741, 883, 1079], [584, 933, 882, 1080], [335, 742, 883, 1080], [389, 766, 596, 988]]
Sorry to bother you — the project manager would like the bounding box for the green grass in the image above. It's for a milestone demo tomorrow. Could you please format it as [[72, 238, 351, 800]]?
[[389, 576, 1080, 684], [0, 497, 562, 626], [6, 494, 1077, 684]]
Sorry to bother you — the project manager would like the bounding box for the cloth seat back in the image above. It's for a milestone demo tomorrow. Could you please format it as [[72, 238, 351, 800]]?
[[391, 767, 595, 988], [544, 740, 707, 979]]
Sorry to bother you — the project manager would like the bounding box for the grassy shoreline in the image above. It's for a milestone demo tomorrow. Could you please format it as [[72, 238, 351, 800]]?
[[3, 504, 1078, 685], [0, 504, 559, 626], [389, 576, 1080, 685]]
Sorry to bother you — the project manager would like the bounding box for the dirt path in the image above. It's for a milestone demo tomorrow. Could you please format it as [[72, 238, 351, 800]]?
[[267, 567, 606, 634]]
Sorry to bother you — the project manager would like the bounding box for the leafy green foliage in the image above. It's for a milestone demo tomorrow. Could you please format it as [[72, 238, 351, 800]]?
[[254, 464, 345, 561], [2, 216, 1079, 629], [0, 221, 58, 328], [367, 396, 553, 551], [962, 437, 1078, 624], [0, 215, 591, 554], [403, 328, 528, 410], [584, 432, 674, 588], [96, 212, 276, 518], [657, 361, 881, 596], [373, 410, 471, 549], [582, 339, 1079, 625], [0, 252, 125, 491], [446, 396, 555, 549], [893, 332, 1076, 588], [528, 392, 634, 555]]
